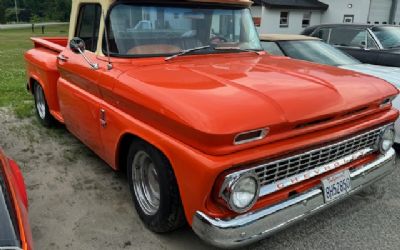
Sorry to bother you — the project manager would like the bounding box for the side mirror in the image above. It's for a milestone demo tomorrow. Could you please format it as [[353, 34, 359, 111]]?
[[70, 37, 86, 54], [68, 37, 99, 70]]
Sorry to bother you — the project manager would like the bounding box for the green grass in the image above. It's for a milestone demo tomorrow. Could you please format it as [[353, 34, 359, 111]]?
[[0, 25, 69, 118]]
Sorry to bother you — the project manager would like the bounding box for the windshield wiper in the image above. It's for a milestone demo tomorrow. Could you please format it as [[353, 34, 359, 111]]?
[[165, 45, 211, 61], [214, 46, 263, 55]]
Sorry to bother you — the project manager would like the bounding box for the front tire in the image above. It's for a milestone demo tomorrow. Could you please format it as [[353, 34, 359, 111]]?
[[33, 83, 54, 127], [127, 140, 186, 233]]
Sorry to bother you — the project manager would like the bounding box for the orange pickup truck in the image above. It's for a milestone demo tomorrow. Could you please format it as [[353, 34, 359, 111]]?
[[24, 0, 399, 248]]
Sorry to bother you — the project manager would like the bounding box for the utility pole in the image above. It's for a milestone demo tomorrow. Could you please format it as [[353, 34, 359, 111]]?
[[14, 0, 19, 23]]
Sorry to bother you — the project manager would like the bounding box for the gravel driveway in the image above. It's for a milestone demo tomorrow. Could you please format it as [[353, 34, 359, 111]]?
[[1, 108, 400, 250]]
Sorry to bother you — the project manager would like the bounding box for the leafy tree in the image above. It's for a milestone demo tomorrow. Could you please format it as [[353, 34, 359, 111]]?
[[0, 0, 5, 23], [0, 0, 71, 23]]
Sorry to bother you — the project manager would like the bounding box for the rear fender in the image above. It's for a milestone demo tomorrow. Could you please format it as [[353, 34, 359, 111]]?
[[25, 48, 62, 115]]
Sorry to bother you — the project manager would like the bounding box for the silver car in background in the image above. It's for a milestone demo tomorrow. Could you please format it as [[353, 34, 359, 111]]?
[[260, 34, 400, 143]]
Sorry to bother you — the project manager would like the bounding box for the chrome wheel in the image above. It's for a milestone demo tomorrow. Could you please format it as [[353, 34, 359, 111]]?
[[132, 151, 161, 216], [34, 84, 46, 119]]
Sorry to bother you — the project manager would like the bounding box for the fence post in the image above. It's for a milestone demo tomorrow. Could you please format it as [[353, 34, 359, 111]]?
[[41, 25, 44, 34], [31, 23, 34, 33]]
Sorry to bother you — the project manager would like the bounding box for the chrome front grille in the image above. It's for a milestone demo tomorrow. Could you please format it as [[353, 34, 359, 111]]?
[[254, 126, 383, 187]]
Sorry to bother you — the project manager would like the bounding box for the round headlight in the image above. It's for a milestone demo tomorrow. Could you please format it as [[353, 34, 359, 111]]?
[[228, 174, 260, 213], [378, 125, 395, 153]]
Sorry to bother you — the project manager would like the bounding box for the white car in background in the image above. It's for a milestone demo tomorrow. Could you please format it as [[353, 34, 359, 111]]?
[[260, 34, 400, 144]]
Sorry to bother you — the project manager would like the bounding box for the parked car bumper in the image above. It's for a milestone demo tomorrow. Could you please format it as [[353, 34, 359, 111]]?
[[192, 148, 396, 249]]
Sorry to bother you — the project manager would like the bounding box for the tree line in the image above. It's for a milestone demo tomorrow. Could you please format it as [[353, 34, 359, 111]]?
[[0, 0, 71, 24]]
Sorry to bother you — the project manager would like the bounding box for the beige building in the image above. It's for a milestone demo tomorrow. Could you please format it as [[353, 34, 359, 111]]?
[[252, 0, 400, 34]]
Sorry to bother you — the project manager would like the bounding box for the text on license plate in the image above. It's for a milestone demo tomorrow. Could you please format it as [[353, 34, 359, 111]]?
[[322, 170, 351, 203]]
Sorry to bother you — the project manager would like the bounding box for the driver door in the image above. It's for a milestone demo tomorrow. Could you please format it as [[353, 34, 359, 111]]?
[[57, 3, 105, 156]]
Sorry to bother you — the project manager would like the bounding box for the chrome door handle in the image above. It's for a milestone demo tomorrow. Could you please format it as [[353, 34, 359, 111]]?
[[57, 54, 69, 62], [100, 109, 107, 128]]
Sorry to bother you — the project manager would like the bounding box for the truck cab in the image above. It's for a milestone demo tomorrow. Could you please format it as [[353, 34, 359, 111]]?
[[25, 0, 399, 248]]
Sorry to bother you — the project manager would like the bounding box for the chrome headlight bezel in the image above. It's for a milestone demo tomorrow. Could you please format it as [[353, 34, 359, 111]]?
[[377, 124, 395, 154], [379, 95, 397, 108], [219, 172, 260, 213]]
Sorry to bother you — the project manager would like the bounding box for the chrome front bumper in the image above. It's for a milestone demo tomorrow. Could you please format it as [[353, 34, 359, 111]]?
[[192, 148, 397, 249]]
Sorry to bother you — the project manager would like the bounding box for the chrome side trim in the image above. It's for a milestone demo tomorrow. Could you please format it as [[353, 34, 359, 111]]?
[[193, 148, 396, 249], [0, 247, 23, 250]]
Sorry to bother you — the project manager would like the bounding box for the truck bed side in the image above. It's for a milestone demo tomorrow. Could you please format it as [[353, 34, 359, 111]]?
[[25, 37, 68, 123], [31, 37, 67, 53]]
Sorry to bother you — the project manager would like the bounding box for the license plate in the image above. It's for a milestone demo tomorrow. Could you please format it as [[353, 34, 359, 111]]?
[[322, 170, 351, 203]]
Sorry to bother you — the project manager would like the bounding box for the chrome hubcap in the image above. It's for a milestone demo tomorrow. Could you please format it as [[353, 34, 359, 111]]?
[[34, 84, 46, 119], [132, 151, 160, 215]]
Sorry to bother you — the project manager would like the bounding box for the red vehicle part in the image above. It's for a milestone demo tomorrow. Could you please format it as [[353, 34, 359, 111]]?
[[0, 149, 33, 250]]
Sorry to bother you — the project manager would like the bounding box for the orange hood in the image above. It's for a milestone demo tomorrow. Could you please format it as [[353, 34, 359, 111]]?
[[110, 53, 398, 155]]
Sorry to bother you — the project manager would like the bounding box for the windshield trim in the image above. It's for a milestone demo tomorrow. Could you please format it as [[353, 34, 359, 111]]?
[[102, 2, 261, 58]]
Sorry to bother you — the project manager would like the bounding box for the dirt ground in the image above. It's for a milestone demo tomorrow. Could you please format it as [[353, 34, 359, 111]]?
[[0, 108, 210, 250], [2, 107, 400, 250]]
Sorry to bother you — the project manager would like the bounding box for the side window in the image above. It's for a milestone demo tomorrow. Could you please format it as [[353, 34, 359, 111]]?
[[314, 28, 330, 42], [302, 12, 311, 28], [261, 42, 284, 56], [280, 12, 289, 28], [329, 28, 366, 48], [351, 31, 366, 47], [75, 4, 101, 52], [343, 15, 354, 23]]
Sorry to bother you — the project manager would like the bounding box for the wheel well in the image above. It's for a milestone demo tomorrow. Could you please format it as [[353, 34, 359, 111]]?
[[116, 133, 173, 175], [117, 134, 137, 173], [28, 78, 38, 94]]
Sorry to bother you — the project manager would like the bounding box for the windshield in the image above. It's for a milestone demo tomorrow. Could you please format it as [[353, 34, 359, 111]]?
[[106, 4, 262, 57], [372, 26, 400, 49], [277, 40, 360, 66]]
